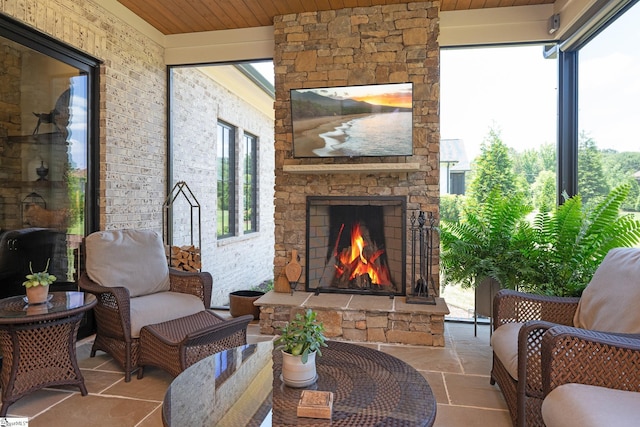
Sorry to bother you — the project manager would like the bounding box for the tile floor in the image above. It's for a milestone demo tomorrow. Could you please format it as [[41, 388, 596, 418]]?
[[4, 319, 511, 427]]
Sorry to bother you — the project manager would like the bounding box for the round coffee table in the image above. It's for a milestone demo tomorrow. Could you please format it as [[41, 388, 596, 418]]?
[[0, 291, 96, 416], [163, 340, 436, 426]]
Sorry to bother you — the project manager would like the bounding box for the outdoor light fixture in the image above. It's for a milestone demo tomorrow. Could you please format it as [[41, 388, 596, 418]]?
[[548, 13, 560, 35]]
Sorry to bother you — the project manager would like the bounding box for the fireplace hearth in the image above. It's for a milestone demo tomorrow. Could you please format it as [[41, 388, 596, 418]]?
[[306, 196, 406, 296]]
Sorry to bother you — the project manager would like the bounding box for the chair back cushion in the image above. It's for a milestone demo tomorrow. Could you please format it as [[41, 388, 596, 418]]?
[[86, 229, 170, 297], [573, 247, 640, 333]]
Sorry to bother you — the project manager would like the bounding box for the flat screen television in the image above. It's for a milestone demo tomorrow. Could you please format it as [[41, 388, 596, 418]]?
[[290, 82, 413, 158]]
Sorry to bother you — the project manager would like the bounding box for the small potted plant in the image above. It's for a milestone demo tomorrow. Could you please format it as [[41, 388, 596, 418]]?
[[23, 259, 56, 305], [275, 308, 327, 387]]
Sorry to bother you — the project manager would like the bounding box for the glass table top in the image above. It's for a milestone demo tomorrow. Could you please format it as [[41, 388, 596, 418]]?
[[0, 291, 96, 320], [163, 340, 436, 426]]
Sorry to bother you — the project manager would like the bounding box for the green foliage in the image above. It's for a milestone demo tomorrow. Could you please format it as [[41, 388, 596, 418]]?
[[512, 148, 542, 185], [440, 189, 534, 290], [441, 184, 640, 298], [531, 170, 557, 211], [250, 280, 274, 292], [538, 143, 557, 171], [439, 194, 465, 223], [578, 133, 609, 207], [523, 184, 640, 296], [275, 309, 328, 364], [22, 259, 56, 288], [467, 128, 519, 207]]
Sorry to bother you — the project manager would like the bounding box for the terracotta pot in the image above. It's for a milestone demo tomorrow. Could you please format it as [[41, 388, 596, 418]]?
[[26, 284, 50, 305], [229, 290, 264, 319], [281, 350, 317, 388]]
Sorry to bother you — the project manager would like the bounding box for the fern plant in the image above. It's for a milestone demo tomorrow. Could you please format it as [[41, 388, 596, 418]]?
[[440, 189, 535, 290], [523, 183, 640, 296]]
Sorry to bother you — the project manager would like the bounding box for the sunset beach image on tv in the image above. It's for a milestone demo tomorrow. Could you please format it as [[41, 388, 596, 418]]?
[[290, 83, 413, 158]]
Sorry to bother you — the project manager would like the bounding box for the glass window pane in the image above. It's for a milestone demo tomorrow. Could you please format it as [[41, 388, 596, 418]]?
[[578, 4, 640, 211], [244, 133, 257, 233], [217, 121, 235, 238], [440, 45, 558, 320], [0, 34, 90, 297]]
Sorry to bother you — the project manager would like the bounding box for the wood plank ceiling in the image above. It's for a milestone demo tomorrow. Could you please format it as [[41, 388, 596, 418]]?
[[117, 0, 556, 35]]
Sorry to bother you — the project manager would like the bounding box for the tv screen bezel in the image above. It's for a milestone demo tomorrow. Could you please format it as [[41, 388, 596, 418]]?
[[290, 82, 413, 159]]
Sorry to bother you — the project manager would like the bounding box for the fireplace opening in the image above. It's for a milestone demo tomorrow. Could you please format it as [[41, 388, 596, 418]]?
[[306, 196, 406, 296]]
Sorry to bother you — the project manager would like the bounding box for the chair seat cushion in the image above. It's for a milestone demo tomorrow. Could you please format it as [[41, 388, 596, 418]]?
[[490, 322, 523, 380], [85, 229, 171, 298], [130, 292, 204, 338], [542, 383, 640, 427], [573, 248, 640, 333]]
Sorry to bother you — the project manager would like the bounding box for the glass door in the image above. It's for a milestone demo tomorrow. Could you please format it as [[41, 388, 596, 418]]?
[[0, 20, 97, 301]]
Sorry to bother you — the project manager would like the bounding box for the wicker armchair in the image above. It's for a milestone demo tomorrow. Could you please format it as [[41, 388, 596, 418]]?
[[79, 268, 212, 381], [491, 290, 579, 427], [490, 247, 640, 427], [540, 326, 640, 426], [79, 229, 217, 382]]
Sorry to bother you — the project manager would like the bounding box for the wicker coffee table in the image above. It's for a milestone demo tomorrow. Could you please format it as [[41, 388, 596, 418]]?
[[163, 340, 436, 426], [0, 291, 96, 416]]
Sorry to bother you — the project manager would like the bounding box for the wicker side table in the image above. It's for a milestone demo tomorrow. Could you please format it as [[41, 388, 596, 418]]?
[[0, 292, 96, 416], [138, 310, 253, 378]]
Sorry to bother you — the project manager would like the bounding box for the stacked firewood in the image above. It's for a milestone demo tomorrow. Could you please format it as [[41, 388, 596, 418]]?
[[167, 245, 201, 272]]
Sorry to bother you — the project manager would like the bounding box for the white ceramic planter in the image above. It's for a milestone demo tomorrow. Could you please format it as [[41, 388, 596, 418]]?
[[281, 350, 317, 388]]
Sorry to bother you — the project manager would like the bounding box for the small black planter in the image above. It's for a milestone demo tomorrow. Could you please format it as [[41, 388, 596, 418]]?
[[229, 290, 264, 319]]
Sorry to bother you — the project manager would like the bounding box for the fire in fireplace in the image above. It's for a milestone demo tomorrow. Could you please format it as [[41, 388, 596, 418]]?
[[306, 196, 406, 296]]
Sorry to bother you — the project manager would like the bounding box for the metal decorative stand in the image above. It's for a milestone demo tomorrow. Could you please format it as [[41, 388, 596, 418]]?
[[406, 211, 436, 305], [162, 181, 201, 271]]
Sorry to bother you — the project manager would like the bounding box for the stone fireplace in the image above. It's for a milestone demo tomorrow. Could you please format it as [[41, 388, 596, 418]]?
[[306, 196, 406, 296], [260, 3, 448, 346]]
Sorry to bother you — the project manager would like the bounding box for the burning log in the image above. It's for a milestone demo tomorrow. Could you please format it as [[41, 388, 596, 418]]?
[[333, 231, 392, 289], [166, 245, 201, 272]]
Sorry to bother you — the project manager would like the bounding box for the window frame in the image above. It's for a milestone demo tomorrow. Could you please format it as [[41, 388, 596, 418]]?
[[217, 120, 236, 239], [243, 132, 258, 233]]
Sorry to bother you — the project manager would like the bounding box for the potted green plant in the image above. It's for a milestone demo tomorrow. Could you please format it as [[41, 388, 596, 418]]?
[[440, 189, 535, 315], [22, 259, 56, 305], [523, 183, 640, 297], [441, 184, 640, 301], [275, 308, 327, 387]]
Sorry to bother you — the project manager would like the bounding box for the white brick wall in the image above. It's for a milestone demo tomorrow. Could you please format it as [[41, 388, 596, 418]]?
[[2, 1, 276, 306], [2, 0, 167, 230], [168, 66, 275, 306]]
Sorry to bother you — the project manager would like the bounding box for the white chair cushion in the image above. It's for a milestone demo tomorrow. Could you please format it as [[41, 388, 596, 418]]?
[[129, 291, 204, 338], [86, 229, 170, 298], [573, 248, 640, 333], [542, 383, 640, 427], [490, 322, 523, 380]]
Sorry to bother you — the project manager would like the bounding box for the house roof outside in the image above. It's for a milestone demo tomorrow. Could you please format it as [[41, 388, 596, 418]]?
[[440, 139, 471, 172]]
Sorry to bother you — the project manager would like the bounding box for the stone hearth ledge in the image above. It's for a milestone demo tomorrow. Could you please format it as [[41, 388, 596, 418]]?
[[255, 291, 450, 347]]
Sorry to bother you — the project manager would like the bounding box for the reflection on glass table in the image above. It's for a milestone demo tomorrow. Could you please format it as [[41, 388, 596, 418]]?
[[163, 340, 436, 427]]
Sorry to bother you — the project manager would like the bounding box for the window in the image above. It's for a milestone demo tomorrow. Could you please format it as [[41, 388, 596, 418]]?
[[217, 121, 236, 238], [244, 132, 257, 233], [450, 172, 465, 195], [440, 45, 558, 320], [0, 15, 97, 303], [577, 3, 640, 211]]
